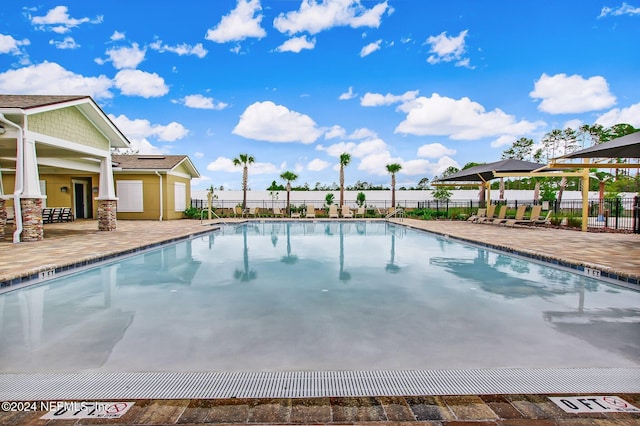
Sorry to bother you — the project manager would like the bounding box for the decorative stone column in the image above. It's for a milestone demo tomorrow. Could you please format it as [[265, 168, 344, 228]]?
[[0, 198, 6, 241], [97, 199, 117, 231], [20, 198, 44, 242]]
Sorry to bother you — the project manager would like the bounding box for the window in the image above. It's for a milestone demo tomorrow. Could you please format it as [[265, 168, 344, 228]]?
[[39, 180, 47, 207], [174, 182, 186, 212], [116, 180, 143, 212]]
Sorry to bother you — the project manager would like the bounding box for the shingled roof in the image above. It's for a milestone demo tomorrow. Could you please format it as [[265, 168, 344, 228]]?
[[0, 95, 90, 109], [112, 155, 200, 177]]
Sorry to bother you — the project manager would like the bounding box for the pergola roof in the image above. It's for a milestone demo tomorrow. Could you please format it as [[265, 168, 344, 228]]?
[[434, 159, 545, 183], [561, 131, 640, 159]]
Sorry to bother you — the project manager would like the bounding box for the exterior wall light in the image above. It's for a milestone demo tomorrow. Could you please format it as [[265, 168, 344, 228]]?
[[60, 186, 69, 193]]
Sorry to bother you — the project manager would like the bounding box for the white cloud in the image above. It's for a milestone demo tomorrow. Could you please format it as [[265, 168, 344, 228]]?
[[325, 125, 346, 139], [275, 35, 316, 53], [110, 31, 125, 41], [233, 101, 322, 143], [274, 0, 390, 35], [360, 39, 381, 57], [319, 138, 388, 158], [49, 36, 79, 49], [114, 69, 168, 98], [30, 6, 102, 34], [357, 151, 401, 176], [104, 43, 146, 69], [595, 102, 640, 128], [395, 93, 545, 140], [401, 156, 459, 177], [182, 94, 228, 110], [125, 138, 170, 155], [0, 34, 30, 55], [308, 158, 331, 171], [530, 73, 616, 114], [109, 114, 188, 142], [149, 40, 208, 58], [361, 90, 418, 106], [205, 0, 266, 43], [599, 2, 640, 17], [206, 156, 279, 175], [348, 128, 377, 139], [417, 143, 456, 158], [425, 30, 470, 66], [0, 61, 112, 99], [194, 152, 205, 158], [339, 86, 356, 100]]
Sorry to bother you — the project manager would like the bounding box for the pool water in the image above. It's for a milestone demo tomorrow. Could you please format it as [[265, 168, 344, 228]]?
[[1, 221, 639, 373]]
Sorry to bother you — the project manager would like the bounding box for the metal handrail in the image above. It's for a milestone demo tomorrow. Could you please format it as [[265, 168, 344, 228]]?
[[385, 207, 404, 221], [201, 209, 228, 225]]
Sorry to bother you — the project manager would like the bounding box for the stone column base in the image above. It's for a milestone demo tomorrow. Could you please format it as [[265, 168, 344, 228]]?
[[0, 199, 6, 241], [97, 199, 117, 231], [21, 198, 44, 242]]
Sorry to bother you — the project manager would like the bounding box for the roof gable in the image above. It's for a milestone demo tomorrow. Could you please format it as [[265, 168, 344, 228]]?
[[112, 155, 200, 177]]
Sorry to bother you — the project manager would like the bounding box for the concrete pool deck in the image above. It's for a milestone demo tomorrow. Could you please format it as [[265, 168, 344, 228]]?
[[1, 218, 639, 425]]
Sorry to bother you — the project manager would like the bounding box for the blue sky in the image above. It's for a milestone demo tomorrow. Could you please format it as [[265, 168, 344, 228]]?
[[1, 1, 639, 191]]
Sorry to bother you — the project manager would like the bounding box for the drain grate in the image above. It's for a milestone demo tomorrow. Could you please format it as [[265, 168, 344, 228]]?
[[1, 368, 639, 400]]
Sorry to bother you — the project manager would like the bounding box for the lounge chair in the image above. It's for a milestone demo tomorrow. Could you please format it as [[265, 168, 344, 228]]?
[[305, 204, 316, 219], [502, 205, 533, 227], [248, 207, 260, 218], [273, 207, 284, 217], [328, 204, 339, 218], [484, 205, 507, 224], [234, 206, 245, 218], [355, 206, 365, 218], [291, 210, 301, 218], [476, 205, 496, 223], [467, 208, 486, 222], [532, 210, 552, 225], [42, 208, 54, 224], [341, 205, 353, 218], [60, 207, 73, 222]]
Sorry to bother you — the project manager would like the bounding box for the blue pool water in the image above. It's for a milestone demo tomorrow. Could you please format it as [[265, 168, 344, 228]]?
[[0, 221, 639, 373]]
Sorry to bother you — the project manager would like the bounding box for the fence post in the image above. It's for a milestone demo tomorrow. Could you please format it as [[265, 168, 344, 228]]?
[[634, 196, 640, 234]]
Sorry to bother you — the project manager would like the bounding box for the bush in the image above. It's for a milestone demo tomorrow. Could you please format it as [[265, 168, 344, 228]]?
[[183, 206, 202, 219]]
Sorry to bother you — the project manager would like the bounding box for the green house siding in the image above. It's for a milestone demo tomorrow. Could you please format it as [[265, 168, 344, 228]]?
[[29, 107, 110, 150]]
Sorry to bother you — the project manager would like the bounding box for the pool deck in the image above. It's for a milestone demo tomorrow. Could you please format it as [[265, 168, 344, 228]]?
[[1, 218, 639, 425]]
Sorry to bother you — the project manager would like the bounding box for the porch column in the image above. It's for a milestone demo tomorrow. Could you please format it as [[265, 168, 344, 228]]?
[[20, 137, 45, 242], [96, 156, 117, 231]]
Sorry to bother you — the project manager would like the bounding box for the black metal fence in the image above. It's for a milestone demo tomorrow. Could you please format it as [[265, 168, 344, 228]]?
[[192, 197, 640, 233]]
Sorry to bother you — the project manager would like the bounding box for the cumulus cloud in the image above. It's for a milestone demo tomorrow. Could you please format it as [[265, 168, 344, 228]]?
[[357, 150, 402, 176], [318, 138, 388, 158], [425, 30, 471, 67], [325, 125, 346, 139], [274, 0, 390, 35], [339, 86, 356, 100], [595, 102, 640, 128], [114, 69, 168, 98], [205, 0, 266, 43], [149, 40, 208, 58], [401, 156, 460, 177], [233, 101, 323, 143], [181, 94, 228, 110], [206, 156, 279, 174], [395, 93, 545, 140], [30, 6, 102, 34], [361, 90, 418, 106], [194, 152, 205, 158], [275, 35, 316, 53], [417, 143, 456, 158], [308, 158, 331, 171], [0, 62, 112, 98], [102, 43, 146, 69], [0, 34, 30, 56], [348, 128, 377, 139], [360, 39, 381, 57], [599, 2, 640, 17], [109, 114, 188, 143], [530, 73, 616, 114], [110, 31, 125, 41], [49, 36, 79, 49]]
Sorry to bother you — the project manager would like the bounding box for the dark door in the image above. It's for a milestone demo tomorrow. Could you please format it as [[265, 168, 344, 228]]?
[[74, 182, 85, 219]]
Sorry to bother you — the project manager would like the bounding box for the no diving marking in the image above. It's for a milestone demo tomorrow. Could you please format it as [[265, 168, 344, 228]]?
[[549, 396, 640, 413]]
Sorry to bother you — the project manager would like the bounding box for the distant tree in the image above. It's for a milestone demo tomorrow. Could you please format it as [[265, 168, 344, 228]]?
[[339, 153, 351, 207], [417, 177, 430, 190], [356, 192, 366, 207], [267, 180, 285, 191], [280, 171, 298, 215], [440, 166, 459, 179], [233, 153, 254, 210], [431, 186, 452, 202], [386, 163, 402, 207], [325, 192, 335, 208], [501, 137, 534, 161], [462, 161, 484, 170]]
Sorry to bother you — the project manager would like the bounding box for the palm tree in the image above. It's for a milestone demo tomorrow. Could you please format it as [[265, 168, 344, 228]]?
[[280, 171, 298, 215], [339, 152, 351, 207], [232, 153, 254, 210], [386, 163, 402, 209]]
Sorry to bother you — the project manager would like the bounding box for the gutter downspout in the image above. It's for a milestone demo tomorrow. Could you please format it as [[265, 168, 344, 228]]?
[[155, 171, 163, 221], [0, 113, 23, 243]]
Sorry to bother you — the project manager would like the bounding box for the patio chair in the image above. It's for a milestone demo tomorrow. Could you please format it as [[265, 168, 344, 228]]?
[[467, 208, 486, 222], [502, 205, 532, 227], [328, 204, 339, 218], [484, 205, 507, 224], [60, 207, 73, 222], [476, 205, 496, 223], [305, 204, 316, 219], [42, 208, 54, 224], [355, 206, 365, 218], [273, 207, 284, 217], [234, 206, 245, 218], [248, 207, 260, 218], [341, 205, 353, 218], [532, 210, 552, 225]]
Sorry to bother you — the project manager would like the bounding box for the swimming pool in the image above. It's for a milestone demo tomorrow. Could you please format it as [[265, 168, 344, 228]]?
[[1, 221, 639, 375]]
